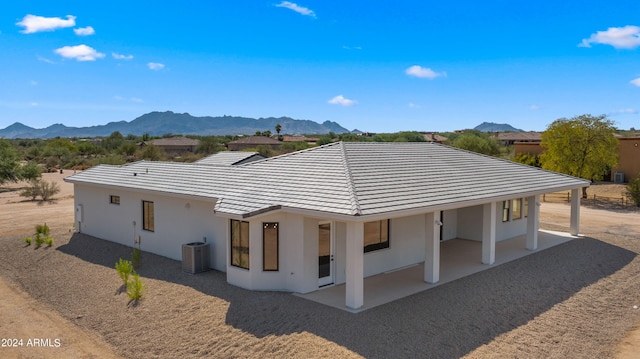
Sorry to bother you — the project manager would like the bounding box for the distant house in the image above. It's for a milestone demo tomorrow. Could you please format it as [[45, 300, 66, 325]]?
[[513, 135, 640, 182], [66, 142, 587, 310], [195, 151, 266, 166], [227, 136, 282, 151], [495, 132, 542, 145], [282, 135, 319, 145], [141, 137, 200, 154], [421, 132, 448, 144]]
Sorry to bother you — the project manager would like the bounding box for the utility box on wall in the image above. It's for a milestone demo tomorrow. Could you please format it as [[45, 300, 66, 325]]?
[[182, 242, 210, 274]]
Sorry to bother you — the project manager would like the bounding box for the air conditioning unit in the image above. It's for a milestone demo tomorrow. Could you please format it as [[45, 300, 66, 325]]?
[[182, 242, 210, 274], [614, 172, 625, 184]]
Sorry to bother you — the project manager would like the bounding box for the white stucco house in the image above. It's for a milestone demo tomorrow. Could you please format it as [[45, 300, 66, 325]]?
[[65, 142, 588, 310]]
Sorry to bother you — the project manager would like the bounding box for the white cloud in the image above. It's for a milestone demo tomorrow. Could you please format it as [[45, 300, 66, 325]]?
[[30, 80, 38, 86], [17, 14, 76, 34], [530, 105, 540, 111], [131, 97, 143, 103], [609, 108, 637, 115], [73, 26, 95, 36], [328, 95, 356, 106], [408, 102, 421, 109], [579, 25, 640, 49], [405, 65, 446, 79], [54, 44, 105, 61], [630, 78, 640, 87], [37, 55, 56, 64], [275, 1, 316, 17], [112, 52, 134, 60], [147, 62, 165, 70], [30, 102, 39, 107]]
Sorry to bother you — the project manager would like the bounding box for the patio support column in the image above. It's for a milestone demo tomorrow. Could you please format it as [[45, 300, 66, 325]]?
[[482, 202, 496, 265], [526, 195, 539, 250], [424, 211, 441, 283], [570, 188, 581, 236], [345, 221, 364, 310]]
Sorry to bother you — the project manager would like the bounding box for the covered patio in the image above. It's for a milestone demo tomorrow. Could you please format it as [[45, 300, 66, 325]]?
[[296, 229, 576, 313]]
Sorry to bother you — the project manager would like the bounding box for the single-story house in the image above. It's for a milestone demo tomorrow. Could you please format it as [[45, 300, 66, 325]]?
[[226, 136, 282, 151], [140, 137, 200, 154], [65, 142, 588, 310]]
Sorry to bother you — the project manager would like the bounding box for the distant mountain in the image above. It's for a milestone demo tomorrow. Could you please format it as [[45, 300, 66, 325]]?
[[0, 111, 351, 139], [474, 122, 523, 132]]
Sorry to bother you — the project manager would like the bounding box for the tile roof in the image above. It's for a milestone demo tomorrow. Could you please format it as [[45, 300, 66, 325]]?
[[227, 136, 281, 145], [66, 142, 589, 219], [195, 152, 265, 166], [147, 137, 200, 146]]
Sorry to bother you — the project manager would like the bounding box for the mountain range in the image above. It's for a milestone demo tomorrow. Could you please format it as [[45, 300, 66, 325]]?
[[473, 122, 524, 132], [0, 111, 350, 139]]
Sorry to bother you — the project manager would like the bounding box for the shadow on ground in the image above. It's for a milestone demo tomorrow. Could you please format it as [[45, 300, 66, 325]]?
[[58, 233, 636, 358]]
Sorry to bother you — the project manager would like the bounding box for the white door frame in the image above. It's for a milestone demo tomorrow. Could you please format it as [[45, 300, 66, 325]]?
[[318, 221, 335, 287]]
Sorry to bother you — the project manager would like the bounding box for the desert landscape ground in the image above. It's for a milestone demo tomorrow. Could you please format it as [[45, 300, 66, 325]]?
[[1, 172, 639, 358]]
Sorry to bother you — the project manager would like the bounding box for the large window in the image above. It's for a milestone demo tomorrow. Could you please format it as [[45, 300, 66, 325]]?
[[110, 195, 120, 205], [231, 220, 250, 269], [263, 223, 278, 271], [142, 200, 154, 232], [364, 219, 389, 253], [512, 198, 522, 220], [502, 200, 510, 222]]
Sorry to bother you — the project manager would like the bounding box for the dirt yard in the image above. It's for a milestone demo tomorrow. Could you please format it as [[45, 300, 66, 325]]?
[[0, 174, 639, 358]]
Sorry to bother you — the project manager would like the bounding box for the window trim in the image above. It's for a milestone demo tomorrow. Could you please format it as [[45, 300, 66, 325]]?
[[512, 198, 522, 220], [262, 222, 279, 272], [230, 219, 250, 270], [364, 219, 390, 253], [502, 200, 510, 222], [142, 200, 154, 232], [110, 195, 120, 205]]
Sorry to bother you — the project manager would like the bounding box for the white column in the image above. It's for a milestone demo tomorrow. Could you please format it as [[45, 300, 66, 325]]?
[[526, 196, 539, 250], [424, 211, 441, 283], [345, 221, 364, 310], [570, 188, 581, 236], [482, 202, 496, 265]]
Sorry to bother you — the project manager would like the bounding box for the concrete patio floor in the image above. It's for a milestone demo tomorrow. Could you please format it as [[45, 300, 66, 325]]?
[[295, 229, 577, 313]]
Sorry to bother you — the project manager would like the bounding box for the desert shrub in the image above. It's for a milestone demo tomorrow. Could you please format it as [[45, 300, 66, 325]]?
[[24, 237, 32, 246], [127, 273, 145, 301], [34, 235, 45, 248], [132, 248, 141, 269], [626, 178, 640, 207], [33, 223, 50, 248], [38, 180, 60, 201], [20, 180, 40, 201], [44, 237, 53, 247], [115, 258, 134, 285]]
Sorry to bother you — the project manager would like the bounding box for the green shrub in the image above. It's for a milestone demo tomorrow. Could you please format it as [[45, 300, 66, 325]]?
[[38, 180, 60, 201], [44, 237, 53, 247], [115, 258, 134, 285], [626, 178, 640, 207], [34, 235, 44, 248], [132, 247, 141, 269], [127, 273, 145, 301], [24, 237, 32, 246], [35, 223, 50, 236]]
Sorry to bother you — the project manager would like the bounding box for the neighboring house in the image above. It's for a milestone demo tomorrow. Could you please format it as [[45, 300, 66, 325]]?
[[65, 142, 587, 310], [514, 137, 640, 182], [495, 132, 542, 145], [282, 135, 319, 145], [421, 132, 448, 143], [227, 136, 282, 151], [195, 151, 266, 166], [141, 137, 200, 154]]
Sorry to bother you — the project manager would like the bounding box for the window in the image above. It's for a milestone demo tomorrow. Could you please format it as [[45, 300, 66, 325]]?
[[263, 223, 278, 271], [364, 219, 389, 253], [142, 201, 154, 232], [231, 220, 250, 269], [110, 195, 120, 205], [524, 198, 529, 218], [512, 198, 522, 220], [502, 200, 510, 222]]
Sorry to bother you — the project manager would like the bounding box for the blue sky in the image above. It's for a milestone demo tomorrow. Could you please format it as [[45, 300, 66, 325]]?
[[2, 1, 640, 133]]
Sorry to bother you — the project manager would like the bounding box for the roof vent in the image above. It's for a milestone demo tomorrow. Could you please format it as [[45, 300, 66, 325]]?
[[134, 173, 137, 176]]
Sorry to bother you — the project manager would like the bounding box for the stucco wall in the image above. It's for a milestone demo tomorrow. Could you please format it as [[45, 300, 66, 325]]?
[[613, 137, 640, 182], [456, 202, 527, 242], [74, 184, 227, 271]]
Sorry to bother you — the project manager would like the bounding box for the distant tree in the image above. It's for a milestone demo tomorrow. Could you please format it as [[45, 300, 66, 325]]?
[[626, 178, 640, 207], [540, 114, 618, 198], [275, 124, 282, 141], [513, 153, 540, 167], [118, 143, 138, 157], [19, 162, 42, 182], [262, 130, 272, 137], [255, 145, 273, 157], [142, 133, 151, 141], [0, 139, 21, 185], [139, 144, 165, 161], [449, 131, 500, 156], [196, 137, 219, 155]]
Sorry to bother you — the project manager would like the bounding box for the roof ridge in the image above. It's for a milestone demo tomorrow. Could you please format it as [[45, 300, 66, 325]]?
[[338, 142, 362, 216]]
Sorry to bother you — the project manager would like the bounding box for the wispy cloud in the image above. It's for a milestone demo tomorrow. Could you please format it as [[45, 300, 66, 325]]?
[[147, 62, 165, 70], [112, 52, 134, 60], [342, 45, 363, 50], [30, 80, 38, 86], [73, 26, 95, 36], [54, 44, 105, 61], [579, 25, 640, 49], [609, 108, 637, 116], [630, 78, 640, 87], [530, 105, 540, 111], [405, 65, 446, 79], [408, 102, 421, 109], [17, 14, 76, 34], [131, 97, 143, 103], [30, 102, 39, 107], [275, 1, 316, 18], [328, 95, 356, 106]]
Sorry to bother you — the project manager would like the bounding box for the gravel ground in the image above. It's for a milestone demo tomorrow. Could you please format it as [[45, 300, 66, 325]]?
[[1, 179, 639, 358]]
